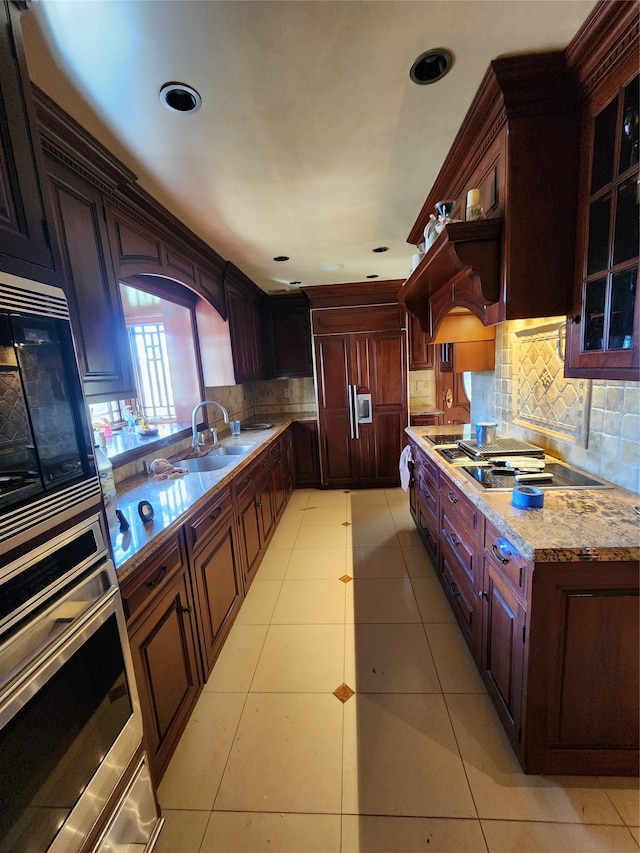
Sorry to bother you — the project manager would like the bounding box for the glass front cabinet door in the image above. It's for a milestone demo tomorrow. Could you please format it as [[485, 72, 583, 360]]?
[[566, 68, 639, 379]]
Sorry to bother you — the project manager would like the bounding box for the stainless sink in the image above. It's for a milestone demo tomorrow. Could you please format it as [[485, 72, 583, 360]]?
[[177, 455, 233, 473], [211, 444, 254, 456]]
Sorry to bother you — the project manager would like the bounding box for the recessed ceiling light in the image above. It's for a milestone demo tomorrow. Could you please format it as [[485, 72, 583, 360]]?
[[372, 246, 389, 253], [159, 82, 202, 113], [366, 274, 379, 279], [410, 49, 453, 85], [319, 263, 343, 272], [273, 256, 290, 262]]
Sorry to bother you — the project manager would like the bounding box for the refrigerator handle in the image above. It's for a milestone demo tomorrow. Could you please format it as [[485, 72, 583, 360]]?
[[348, 384, 355, 439], [352, 385, 360, 439]]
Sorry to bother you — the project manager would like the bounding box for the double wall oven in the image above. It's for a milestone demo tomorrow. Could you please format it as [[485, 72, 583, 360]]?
[[0, 274, 161, 852]]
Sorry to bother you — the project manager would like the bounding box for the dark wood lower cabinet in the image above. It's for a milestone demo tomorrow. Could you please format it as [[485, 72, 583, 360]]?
[[122, 533, 202, 783], [186, 488, 243, 678], [291, 420, 320, 487], [408, 437, 639, 775]]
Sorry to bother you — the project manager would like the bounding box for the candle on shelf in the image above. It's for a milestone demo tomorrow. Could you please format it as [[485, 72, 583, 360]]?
[[465, 188, 483, 221]]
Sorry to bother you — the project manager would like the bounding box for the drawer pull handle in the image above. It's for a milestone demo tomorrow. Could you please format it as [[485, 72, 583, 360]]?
[[256, 501, 263, 507], [145, 565, 167, 589], [261, 458, 269, 467], [450, 581, 460, 597], [449, 531, 461, 547], [181, 605, 192, 615], [479, 590, 488, 600], [492, 542, 510, 564], [448, 491, 458, 504], [210, 506, 223, 522], [243, 474, 253, 486]]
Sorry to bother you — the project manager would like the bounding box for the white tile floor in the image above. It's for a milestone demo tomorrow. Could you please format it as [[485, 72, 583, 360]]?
[[155, 488, 640, 853]]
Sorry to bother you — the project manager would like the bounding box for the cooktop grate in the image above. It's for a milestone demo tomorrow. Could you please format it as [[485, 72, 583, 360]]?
[[457, 438, 545, 459]]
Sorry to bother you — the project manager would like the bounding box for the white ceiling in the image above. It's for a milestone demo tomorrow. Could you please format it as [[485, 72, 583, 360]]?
[[22, 0, 598, 293]]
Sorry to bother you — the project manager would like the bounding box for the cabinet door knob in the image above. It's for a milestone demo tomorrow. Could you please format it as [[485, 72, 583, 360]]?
[[479, 590, 488, 600], [256, 501, 263, 507], [145, 565, 167, 589], [448, 491, 458, 504], [181, 605, 192, 615]]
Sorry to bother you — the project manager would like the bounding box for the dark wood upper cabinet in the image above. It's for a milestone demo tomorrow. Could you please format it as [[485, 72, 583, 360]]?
[[408, 312, 434, 371], [44, 157, 135, 401], [224, 261, 264, 383], [0, 1, 58, 283], [565, 1, 639, 379], [399, 51, 581, 339], [263, 293, 312, 379]]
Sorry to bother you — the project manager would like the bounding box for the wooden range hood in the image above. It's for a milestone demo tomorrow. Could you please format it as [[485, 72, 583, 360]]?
[[398, 51, 580, 342]]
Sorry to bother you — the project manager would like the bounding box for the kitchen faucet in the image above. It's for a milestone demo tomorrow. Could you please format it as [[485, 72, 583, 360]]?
[[191, 400, 229, 450]]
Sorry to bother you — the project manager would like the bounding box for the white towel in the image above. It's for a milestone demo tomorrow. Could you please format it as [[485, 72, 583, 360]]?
[[399, 444, 413, 492]]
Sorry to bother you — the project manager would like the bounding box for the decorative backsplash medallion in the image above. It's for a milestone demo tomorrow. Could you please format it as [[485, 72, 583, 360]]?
[[513, 322, 591, 447]]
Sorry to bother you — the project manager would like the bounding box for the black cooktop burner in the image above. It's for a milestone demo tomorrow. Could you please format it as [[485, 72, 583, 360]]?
[[460, 462, 610, 491]]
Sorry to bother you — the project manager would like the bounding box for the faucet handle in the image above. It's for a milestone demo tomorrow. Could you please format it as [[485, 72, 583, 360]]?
[[210, 427, 219, 446]]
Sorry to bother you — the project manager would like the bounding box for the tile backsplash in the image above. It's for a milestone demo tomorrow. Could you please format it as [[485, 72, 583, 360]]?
[[472, 317, 640, 493], [408, 369, 437, 413], [112, 377, 316, 485]]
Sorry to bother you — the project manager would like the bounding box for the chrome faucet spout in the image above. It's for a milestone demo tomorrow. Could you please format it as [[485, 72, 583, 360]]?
[[191, 400, 230, 450]]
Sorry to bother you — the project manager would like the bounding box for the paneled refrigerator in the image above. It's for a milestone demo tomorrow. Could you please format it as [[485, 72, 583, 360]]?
[[311, 301, 408, 488]]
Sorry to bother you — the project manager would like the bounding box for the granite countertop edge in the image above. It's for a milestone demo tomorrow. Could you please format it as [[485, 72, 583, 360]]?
[[406, 427, 640, 563]]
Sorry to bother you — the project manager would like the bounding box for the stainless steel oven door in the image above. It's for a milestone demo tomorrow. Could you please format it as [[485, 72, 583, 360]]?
[[0, 568, 143, 853]]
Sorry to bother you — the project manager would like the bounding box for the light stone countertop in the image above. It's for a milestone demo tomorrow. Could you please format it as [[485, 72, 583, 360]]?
[[111, 419, 296, 582], [406, 426, 640, 563]]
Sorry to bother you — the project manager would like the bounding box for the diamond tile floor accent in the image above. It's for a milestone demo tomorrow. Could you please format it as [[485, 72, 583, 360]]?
[[333, 683, 356, 703], [155, 487, 640, 853]]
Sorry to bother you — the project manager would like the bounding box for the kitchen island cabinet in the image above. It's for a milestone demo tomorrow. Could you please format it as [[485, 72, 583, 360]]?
[[407, 427, 639, 775], [121, 531, 202, 784]]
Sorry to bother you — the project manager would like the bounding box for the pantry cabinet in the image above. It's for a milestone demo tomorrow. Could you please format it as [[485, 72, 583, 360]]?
[[185, 487, 243, 678], [0, 1, 58, 284], [565, 1, 639, 379], [122, 532, 202, 783]]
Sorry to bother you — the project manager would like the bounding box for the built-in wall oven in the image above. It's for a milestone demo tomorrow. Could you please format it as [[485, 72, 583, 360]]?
[[0, 272, 100, 558], [0, 513, 162, 853], [0, 273, 161, 851]]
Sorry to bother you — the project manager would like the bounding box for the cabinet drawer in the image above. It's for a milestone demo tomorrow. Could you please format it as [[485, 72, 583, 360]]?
[[439, 473, 480, 538], [484, 521, 529, 596], [440, 506, 479, 589], [186, 487, 233, 554], [121, 533, 186, 624], [441, 550, 478, 639], [233, 451, 270, 501]]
